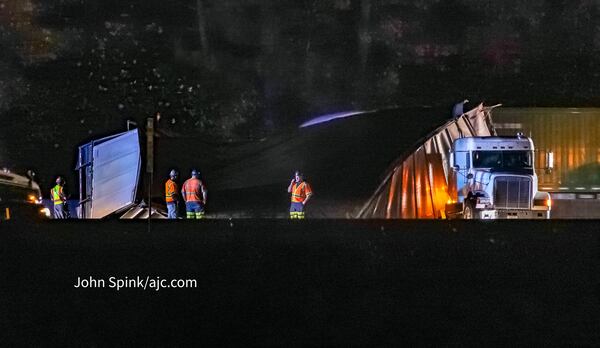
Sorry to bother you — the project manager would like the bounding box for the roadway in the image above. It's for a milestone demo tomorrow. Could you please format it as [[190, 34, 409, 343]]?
[[1, 219, 598, 345]]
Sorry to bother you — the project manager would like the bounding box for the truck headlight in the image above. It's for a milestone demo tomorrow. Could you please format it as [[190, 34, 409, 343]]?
[[27, 194, 42, 204], [534, 197, 552, 209]]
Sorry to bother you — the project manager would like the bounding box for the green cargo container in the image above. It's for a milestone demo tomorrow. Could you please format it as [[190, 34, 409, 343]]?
[[493, 108, 600, 195]]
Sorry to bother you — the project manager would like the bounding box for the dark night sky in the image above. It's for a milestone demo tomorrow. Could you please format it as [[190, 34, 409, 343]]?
[[1, 0, 599, 190]]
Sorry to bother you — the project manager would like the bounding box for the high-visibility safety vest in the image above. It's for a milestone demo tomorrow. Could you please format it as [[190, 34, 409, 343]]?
[[165, 179, 178, 203], [182, 178, 206, 203], [51, 185, 64, 205], [291, 181, 312, 203]]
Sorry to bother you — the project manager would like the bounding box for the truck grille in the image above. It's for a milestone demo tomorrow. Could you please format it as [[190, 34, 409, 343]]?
[[494, 177, 531, 209]]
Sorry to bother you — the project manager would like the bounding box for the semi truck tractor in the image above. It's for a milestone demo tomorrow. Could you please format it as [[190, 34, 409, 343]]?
[[0, 169, 48, 220], [447, 134, 551, 219]]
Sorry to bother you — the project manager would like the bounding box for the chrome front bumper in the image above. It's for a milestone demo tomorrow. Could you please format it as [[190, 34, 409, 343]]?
[[484, 209, 550, 219]]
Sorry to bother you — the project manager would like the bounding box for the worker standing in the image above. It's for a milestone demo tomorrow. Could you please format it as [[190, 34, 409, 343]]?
[[165, 169, 179, 219], [181, 169, 207, 219], [51, 176, 70, 219], [287, 170, 313, 219]]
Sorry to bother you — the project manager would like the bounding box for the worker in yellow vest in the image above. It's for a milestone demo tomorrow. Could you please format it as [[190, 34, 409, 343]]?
[[50, 176, 70, 219], [287, 170, 313, 219]]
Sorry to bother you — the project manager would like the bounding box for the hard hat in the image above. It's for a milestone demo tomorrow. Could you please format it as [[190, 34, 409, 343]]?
[[294, 170, 303, 176], [56, 176, 64, 185], [169, 169, 178, 178], [191, 169, 199, 177]]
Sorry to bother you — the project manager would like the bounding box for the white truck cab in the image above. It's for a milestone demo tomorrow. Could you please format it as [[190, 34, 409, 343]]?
[[449, 135, 551, 219], [0, 168, 48, 219]]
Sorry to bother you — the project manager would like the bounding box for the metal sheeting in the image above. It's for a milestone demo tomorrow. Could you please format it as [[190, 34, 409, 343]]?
[[358, 105, 494, 219], [493, 108, 600, 192], [77, 129, 141, 218], [119, 204, 166, 219]]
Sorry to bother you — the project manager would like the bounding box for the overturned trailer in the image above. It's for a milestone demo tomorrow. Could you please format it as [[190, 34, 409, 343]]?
[[76, 129, 165, 219]]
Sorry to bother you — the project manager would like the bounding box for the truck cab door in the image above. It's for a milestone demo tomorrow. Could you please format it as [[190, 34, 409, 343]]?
[[453, 151, 470, 202]]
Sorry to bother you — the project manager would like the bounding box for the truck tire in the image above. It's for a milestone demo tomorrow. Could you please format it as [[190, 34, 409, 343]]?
[[463, 202, 476, 219]]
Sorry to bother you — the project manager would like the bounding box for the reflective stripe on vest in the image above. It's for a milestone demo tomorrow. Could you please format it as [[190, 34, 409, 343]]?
[[291, 182, 311, 203], [182, 178, 203, 202], [165, 179, 177, 203]]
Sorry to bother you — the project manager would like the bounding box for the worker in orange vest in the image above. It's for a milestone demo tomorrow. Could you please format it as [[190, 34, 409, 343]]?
[[165, 169, 179, 219], [51, 176, 70, 219], [287, 170, 312, 219], [181, 169, 207, 219]]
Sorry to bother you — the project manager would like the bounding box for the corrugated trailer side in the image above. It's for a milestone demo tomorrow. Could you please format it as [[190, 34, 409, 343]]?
[[493, 108, 600, 195]]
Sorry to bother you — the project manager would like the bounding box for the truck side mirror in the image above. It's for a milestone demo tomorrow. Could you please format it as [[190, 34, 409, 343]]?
[[466, 173, 473, 180], [26, 169, 35, 187]]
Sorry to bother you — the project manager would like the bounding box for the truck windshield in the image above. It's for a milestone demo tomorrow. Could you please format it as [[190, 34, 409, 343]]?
[[472, 150, 532, 169]]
